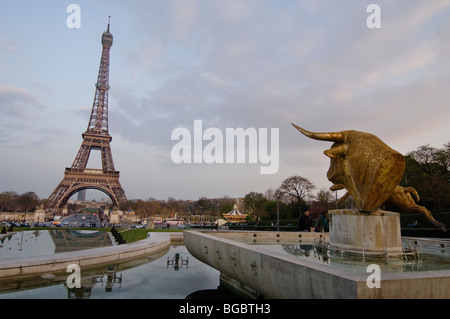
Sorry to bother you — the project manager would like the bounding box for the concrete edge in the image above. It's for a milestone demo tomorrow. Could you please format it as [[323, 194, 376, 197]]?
[[183, 230, 358, 298]]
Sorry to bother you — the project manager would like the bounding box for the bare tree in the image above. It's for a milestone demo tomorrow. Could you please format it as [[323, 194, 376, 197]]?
[[317, 188, 334, 206], [276, 175, 315, 215], [243, 192, 267, 221], [264, 188, 276, 201]]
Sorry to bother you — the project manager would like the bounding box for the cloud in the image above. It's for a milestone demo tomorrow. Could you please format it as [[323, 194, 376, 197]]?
[[0, 29, 16, 53], [108, 0, 450, 159], [0, 84, 43, 117], [0, 84, 46, 147], [169, 0, 200, 41], [2, 0, 450, 200]]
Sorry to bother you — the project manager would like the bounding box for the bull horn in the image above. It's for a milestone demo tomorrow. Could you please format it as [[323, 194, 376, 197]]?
[[291, 123, 344, 142]]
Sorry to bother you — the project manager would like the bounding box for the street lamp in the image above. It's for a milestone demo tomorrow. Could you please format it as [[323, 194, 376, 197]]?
[[277, 200, 280, 232]]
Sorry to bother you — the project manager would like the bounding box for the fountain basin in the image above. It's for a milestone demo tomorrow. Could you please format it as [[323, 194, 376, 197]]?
[[0, 232, 180, 280], [183, 230, 450, 299]]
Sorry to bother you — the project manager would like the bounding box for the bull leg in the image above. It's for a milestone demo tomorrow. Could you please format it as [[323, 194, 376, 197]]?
[[386, 186, 446, 232]]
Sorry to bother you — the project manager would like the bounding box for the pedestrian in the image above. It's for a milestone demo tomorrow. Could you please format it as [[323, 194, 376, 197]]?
[[298, 210, 312, 232], [314, 211, 329, 232]]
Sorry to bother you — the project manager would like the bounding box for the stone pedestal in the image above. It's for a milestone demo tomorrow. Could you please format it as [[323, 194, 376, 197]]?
[[109, 210, 123, 225], [329, 209, 403, 257], [34, 209, 46, 223]]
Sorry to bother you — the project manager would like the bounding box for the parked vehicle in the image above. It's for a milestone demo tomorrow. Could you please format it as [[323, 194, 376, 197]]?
[[52, 216, 62, 225]]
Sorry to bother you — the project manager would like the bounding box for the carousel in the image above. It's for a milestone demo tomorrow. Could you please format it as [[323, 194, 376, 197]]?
[[222, 204, 247, 223]]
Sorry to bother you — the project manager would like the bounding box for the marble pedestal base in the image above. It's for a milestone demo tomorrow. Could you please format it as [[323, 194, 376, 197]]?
[[329, 209, 403, 257]]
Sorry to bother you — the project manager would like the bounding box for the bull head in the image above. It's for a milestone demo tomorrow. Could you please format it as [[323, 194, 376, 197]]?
[[292, 124, 405, 212]]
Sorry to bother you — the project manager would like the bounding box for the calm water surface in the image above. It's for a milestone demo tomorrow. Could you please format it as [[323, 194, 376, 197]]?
[[0, 231, 241, 299]]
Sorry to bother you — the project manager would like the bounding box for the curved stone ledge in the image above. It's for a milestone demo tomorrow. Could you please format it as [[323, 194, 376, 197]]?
[[0, 232, 182, 280]]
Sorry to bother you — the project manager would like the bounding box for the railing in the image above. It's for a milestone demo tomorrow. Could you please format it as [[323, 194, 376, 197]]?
[[65, 168, 119, 176]]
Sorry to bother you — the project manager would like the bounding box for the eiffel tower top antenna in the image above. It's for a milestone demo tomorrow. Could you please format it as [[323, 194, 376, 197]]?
[[87, 17, 113, 134]]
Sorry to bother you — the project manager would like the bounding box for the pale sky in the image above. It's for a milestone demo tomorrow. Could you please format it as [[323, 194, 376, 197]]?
[[1, 1, 449, 201]]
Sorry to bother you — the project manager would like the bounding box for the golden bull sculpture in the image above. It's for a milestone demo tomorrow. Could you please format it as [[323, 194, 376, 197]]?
[[292, 124, 446, 231]]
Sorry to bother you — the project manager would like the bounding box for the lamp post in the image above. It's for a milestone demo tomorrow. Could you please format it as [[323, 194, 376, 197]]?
[[277, 199, 280, 232]]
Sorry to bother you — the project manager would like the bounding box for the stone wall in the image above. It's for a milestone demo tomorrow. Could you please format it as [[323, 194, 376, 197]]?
[[0, 212, 39, 222]]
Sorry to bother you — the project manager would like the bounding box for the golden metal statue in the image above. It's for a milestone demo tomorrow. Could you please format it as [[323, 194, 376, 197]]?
[[292, 124, 446, 231]]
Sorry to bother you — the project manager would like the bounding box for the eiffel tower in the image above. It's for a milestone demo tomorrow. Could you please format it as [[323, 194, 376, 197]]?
[[46, 18, 127, 211]]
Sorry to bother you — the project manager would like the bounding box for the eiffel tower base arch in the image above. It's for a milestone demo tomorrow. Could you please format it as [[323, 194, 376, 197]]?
[[46, 168, 127, 212]]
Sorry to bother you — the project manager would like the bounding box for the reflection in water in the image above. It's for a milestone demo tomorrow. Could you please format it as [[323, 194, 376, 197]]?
[[0, 230, 53, 258], [48, 229, 112, 252], [167, 252, 189, 270], [281, 243, 329, 264], [0, 230, 112, 258], [66, 265, 123, 298], [255, 239, 450, 274], [0, 245, 243, 299]]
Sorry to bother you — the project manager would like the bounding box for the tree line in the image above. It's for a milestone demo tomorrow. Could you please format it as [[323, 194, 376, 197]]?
[[1, 142, 448, 221], [399, 143, 450, 211], [117, 196, 238, 219], [0, 191, 40, 212]]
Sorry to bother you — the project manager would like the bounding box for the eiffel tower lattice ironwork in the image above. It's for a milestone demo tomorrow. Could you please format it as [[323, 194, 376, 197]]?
[[46, 18, 127, 210]]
